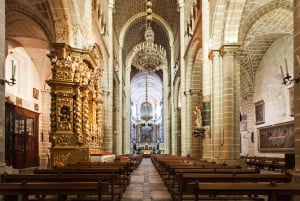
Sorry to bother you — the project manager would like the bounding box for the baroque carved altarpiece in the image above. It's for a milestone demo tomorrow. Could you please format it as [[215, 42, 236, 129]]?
[[47, 43, 104, 167]]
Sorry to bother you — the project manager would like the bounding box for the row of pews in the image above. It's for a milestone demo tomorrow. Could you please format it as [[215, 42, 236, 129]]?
[[241, 155, 286, 172], [151, 154, 300, 201], [0, 154, 142, 201]]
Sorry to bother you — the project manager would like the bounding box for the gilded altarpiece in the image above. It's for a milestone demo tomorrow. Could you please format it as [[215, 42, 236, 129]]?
[[47, 43, 104, 167]]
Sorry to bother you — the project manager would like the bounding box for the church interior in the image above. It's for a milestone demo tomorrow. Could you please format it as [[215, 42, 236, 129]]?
[[0, 0, 300, 200]]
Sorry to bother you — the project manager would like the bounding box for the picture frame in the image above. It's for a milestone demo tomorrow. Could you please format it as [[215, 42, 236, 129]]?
[[255, 100, 265, 125], [34, 103, 39, 111], [258, 121, 294, 153], [16, 97, 22, 106], [33, 88, 39, 99]]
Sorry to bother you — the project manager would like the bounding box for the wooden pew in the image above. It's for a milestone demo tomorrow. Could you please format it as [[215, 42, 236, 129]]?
[[172, 173, 291, 201], [164, 166, 259, 189], [1, 173, 123, 201], [188, 182, 300, 201], [0, 181, 115, 201], [242, 156, 285, 172], [33, 166, 130, 186]]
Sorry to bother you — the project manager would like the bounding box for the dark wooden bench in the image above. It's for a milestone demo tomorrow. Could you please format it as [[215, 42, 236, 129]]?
[[172, 173, 291, 201], [188, 182, 300, 201], [33, 166, 130, 186], [1, 172, 124, 192], [242, 156, 285, 172], [164, 167, 260, 189], [0, 180, 117, 201]]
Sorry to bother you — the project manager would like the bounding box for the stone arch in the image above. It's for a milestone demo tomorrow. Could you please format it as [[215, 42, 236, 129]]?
[[119, 12, 174, 48], [239, 0, 293, 43], [6, 3, 55, 42]]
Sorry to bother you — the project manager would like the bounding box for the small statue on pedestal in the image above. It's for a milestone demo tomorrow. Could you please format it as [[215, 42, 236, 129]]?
[[193, 105, 205, 137]]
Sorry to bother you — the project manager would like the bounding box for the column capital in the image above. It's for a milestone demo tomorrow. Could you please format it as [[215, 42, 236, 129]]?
[[108, 0, 115, 8], [220, 43, 241, 57], [189, 88, 202, 96], [177, 0, 185, 8], [208, 49, 220, 60]]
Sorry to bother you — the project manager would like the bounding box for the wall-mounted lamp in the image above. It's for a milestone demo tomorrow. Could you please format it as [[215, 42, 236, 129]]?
[[1, 59, 16, 86], [280, 57, 300, 86]]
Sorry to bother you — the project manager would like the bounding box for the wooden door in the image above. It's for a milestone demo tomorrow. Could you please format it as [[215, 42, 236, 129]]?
[[5, 103, 39, 168]]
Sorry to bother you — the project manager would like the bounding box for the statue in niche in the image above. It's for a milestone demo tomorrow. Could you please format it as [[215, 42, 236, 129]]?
[[194, 106, 203, 128], [59, 106, 70, 122]]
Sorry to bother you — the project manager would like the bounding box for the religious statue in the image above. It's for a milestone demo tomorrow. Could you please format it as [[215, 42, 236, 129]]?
[[193, 105, 205, 137], [194, 106, 203, 128]]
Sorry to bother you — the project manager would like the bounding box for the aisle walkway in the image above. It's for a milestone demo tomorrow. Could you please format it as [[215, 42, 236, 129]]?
[[122, 158, 172, 201]]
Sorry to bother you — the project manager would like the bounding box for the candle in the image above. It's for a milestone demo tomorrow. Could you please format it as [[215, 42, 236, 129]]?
[[11, 60, 16, 80], [285, 59, 289, 75], [280, 65, 284, 79]]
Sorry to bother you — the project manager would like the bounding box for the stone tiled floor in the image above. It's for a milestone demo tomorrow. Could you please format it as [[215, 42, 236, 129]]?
[[121, 158, 172, 201]]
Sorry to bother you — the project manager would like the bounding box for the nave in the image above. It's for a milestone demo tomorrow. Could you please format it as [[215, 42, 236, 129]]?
[[122, 158, 172, 201], [1, 154, 300, 201]]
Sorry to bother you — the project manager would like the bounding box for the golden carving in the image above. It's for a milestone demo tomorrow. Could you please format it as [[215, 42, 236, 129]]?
[[47, 43, 105, 167]]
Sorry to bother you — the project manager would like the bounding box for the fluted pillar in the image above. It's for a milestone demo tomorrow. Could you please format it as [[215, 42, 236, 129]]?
[[220, 44, 240, 161]]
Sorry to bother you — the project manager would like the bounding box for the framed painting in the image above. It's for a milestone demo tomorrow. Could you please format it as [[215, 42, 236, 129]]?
[[255, 100, 265, 125], [33, 88, 39, 99], [258, 121, 294, 152]]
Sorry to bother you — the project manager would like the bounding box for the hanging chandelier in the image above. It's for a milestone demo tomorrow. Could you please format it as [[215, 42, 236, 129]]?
[[132, 0, 166, 72], [141, 73, 153, 123]]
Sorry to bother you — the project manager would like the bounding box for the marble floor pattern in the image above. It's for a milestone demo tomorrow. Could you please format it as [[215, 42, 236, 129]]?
[[121, 158, 172, 201]]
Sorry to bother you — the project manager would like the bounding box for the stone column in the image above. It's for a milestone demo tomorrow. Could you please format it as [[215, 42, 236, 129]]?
[[104, 0, 114, 152], [116, 46, 123, 155], [184, 90, 192, 156], [0, 0, 5, 167], [201, 0, 212, 160], [178, 0, 188, 156], [220, 44, 241, 162], [293, 0, 300, 173], [170, 45, 177, 155], [124, 67, 131, 153], [240, 92, 255, 155], [163, 67, 170, 153], [39, 90, 51, 167], [209, 50, 222, 160]]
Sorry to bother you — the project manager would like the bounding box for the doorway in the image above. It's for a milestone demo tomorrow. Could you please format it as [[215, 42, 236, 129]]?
[[5, 103, 39, 168]]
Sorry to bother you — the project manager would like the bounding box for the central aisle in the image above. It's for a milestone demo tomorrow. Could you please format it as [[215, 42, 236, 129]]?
[[122, 158, 172, 201]]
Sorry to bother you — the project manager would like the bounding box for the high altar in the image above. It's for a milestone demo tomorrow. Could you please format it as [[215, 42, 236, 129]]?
[[47, 43, 105, 167]]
